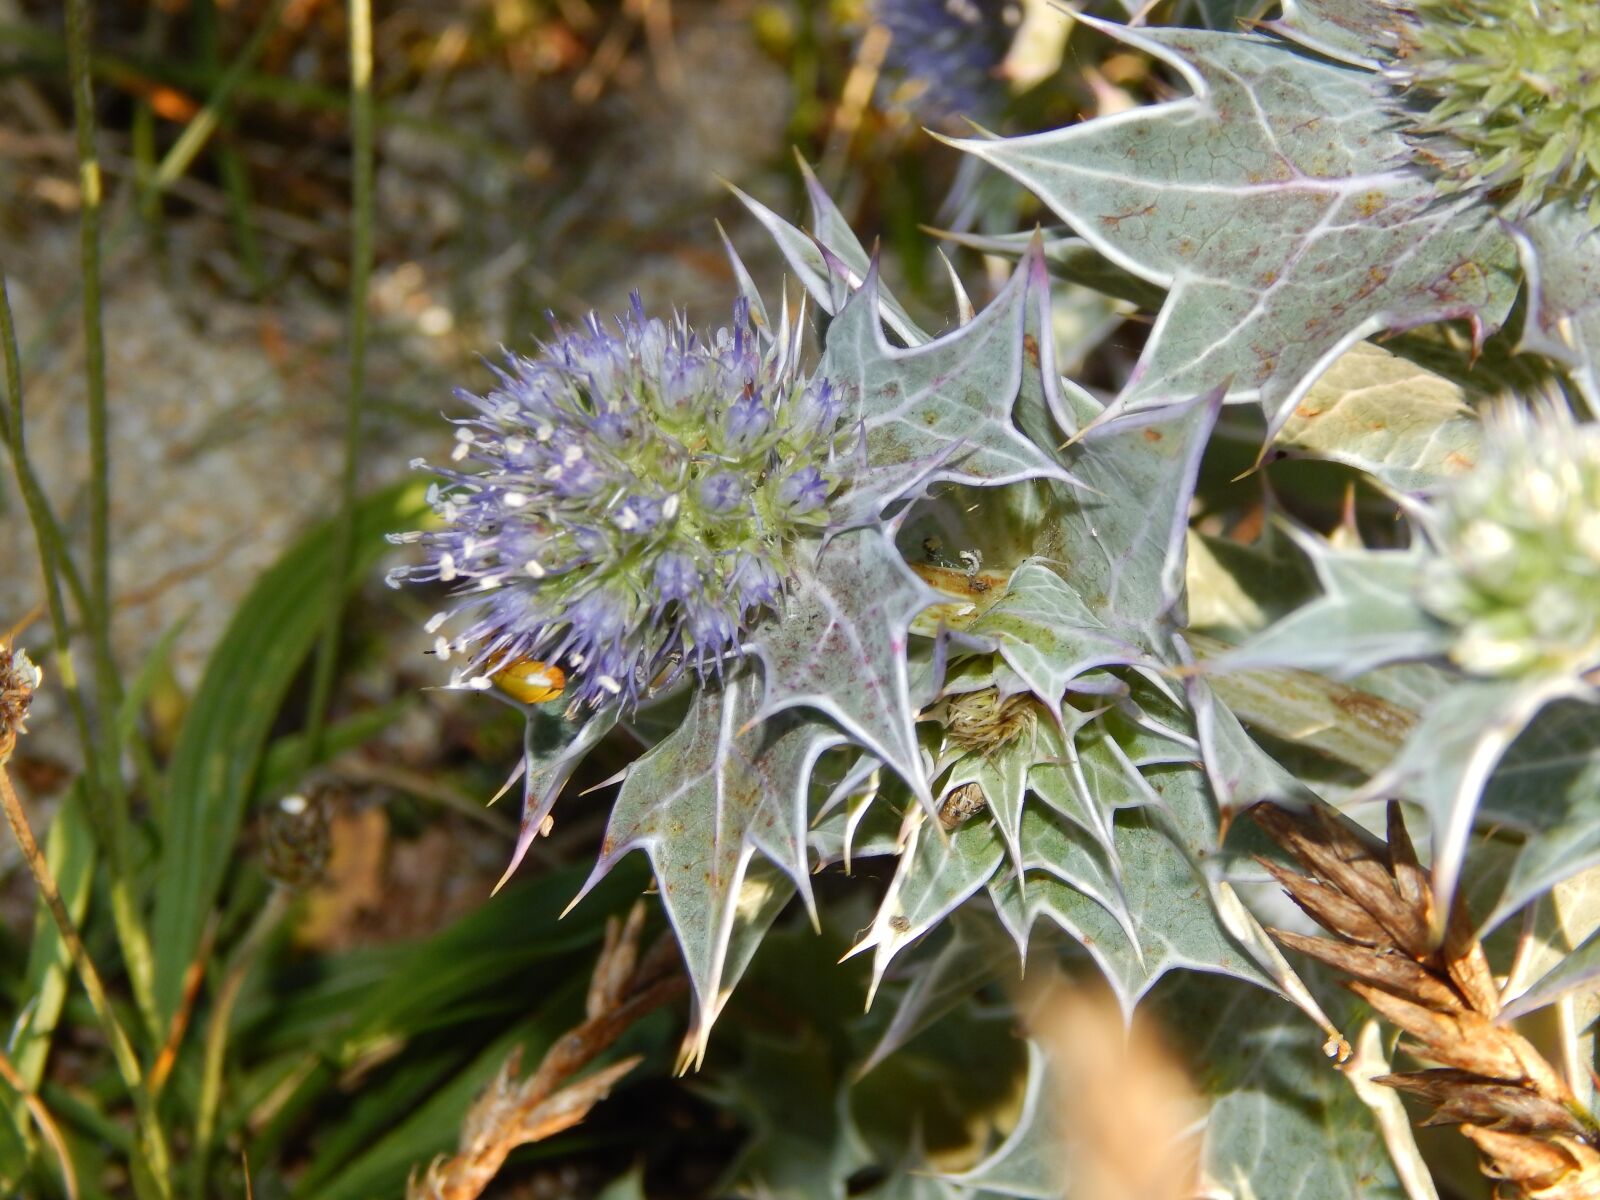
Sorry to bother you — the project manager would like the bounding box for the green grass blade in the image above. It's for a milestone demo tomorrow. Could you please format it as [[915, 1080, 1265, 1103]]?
[[150, 480, 427, 1025], [10, 786, 97, 1097]]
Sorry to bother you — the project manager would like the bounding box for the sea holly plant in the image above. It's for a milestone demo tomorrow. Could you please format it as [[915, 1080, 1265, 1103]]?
[[390, 2, 1600, 1196]]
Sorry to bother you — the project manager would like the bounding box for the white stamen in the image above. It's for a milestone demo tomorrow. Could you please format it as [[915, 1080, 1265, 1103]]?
[[439, 552, 457, 582], [424, 611, 448, 634], [525, 559, 547, 578], [562, 444, 584, 466], [434, 636, 452, 662], [452, 441, 471, 461], [615, 506, 639, 532], [503, 492, 528, 508], [597, 675, 623, 695], [569, 652, 586, 668], [467, 675, 495, 690], [663, 494, 680, 520], [543, 464, 564, 481], [409, 457, 428, 470], [505, 436, 527, 454], [536, 422, 554, 442]]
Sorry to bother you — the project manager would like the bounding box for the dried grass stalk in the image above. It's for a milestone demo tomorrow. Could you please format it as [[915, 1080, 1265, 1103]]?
[[1252, 800, 1600, 1200], [409, 902, 684, 1200]]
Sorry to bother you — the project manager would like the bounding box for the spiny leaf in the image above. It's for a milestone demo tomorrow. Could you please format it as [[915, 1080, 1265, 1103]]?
[[1361, 674, 1590, 928], [1269, 0, 1409, 66], [824, 254, 1076, 529], [746, 529, 937, 803], [1047, 388, 1224, 636], [940, 1041, 1060, 1199], [991, 815, 1278, 1016], [1149, 973, 1409, 1199], [1274, 340, 1481, 493], [1214, 535, 1452, 678], [1512, 200, 1600, 407], [968, 560, 1148, 718], [945, 733, 1034, 881], [1502, 866, 1600, 1018], [1478, 699, 1600, 929], [955, 23, 1519, 438], [854, 810, 1008, 999], [858, 910, 1018, 1078], [500, 706, 619, 888], [579, 674, 842, 1060]]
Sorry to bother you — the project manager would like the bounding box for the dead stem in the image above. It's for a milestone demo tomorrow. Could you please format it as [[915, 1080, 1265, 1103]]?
[[1253, 800, 1600, 1200], [408, 901, 685, 1200]]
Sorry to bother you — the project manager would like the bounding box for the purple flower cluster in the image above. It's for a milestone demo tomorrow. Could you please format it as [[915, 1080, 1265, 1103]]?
[[873, 0, 1021, 127], [390, 297, 855, 712]]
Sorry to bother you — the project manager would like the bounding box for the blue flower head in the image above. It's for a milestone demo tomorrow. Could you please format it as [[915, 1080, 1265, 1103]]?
[[390, 297, 856, 712], [873, 0, 1021, 126]]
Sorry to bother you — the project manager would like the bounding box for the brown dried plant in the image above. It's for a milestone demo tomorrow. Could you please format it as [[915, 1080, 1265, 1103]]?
[[408, 901, 684, 1200], [1252, 800, 1600, 1200]]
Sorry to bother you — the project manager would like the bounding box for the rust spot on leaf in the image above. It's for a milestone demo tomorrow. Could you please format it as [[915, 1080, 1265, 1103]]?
[[1444, 450, 1475, 472], [1355, 191, 1386, 218], [1142, 428, 1163, 442], [1023, 332, 1040, 367]]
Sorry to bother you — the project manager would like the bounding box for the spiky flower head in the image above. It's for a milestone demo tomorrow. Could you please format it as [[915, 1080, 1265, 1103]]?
[[1417, 405, 1600, 678], [0, 641, 41, 763], [390, 297, 855, 712], [1389, 0, 1600, 220], [872, 0, 1021, 127]]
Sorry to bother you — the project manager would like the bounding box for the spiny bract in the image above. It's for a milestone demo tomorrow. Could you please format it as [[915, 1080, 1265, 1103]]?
[[1418, 403, 1600, 678], [1392, 0, 1600, 219], [388, 297, 854, 712]]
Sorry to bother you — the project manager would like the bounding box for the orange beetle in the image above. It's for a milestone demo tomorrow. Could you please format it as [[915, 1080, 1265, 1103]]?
[[490, 658, 567, 705]]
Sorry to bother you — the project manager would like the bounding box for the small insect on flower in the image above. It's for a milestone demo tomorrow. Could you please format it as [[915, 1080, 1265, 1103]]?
[[390, 295, 856, 713], [491, 658, 566, 706]]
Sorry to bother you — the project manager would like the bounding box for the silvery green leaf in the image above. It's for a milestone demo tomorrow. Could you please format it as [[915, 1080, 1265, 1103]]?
[[1501, 866, 1600, 1018], [1269, 0, 1410, 66], [578, 675, 841, 1059], [1151, 974, 1409, 1199], [858, 910, 1018, 1077], [969, 560, 1149, 719], [1274, 341, 1481, 493], [823, 255, 1077, 528], [1189, 631, 1417, 777], [940, 1041, 1060, 1199], [1479, 699, 1600, 928], [954, 24, 1518, 438], [992, 815, 1278, 1015], [714, 1030, 876, 1200], [854, 811, 1008, 997], [935, 227, 1167, 310], [1512, 201, 1600, 407], [747, 529, 937, 803], [1216, 537, 1452, 678], [1363, 674, 1590, 927], [499, 706, 620, 887], [1028, 710, 1118, 853], [945, 732, 1034, 879], [1048, 388, 1224, 637], [729, 176, 927, 346]]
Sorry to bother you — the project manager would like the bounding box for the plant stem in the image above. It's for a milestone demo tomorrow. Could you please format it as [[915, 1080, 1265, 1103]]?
[[300, 0, 375, 773], [0, 765, 172, 1197], [64, 0, 159, 1036]]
